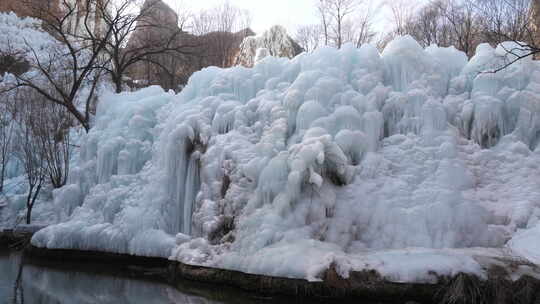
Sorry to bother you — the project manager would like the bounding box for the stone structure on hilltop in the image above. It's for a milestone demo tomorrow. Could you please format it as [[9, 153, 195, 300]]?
[[125, 0, 186, 90], [127, 0, 179, 47], [125, 0, 255, 90], [235, 25, 304, 67], [123, 1, 304, 90], [197, 29, 256, 68]]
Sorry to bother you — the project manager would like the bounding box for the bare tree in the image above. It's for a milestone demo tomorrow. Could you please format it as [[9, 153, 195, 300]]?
[[188, 1, 252, 68], [436, 0, 479, 57], [0, 0, 111, 132], [173, 0, 191, 31], [352, 0, 381, 47], [295, 24, 322, 52], [9, 84, 74, 222], [33, 101, 72, 189], [313, 0, 380, 49], [190, 9, 215, 36], [385, 0, 539, 67], [408, 2, 445, 47], [469, 0, 539, 70], [318, 0, 358, 48], [392, 0, 481, 57], [209, 2, 252, 67], [212, 1, 251, 32], [472, 0, 540, 68], [317, 0, 331, 46], [473, 0, 534, 44], [0, 92, 15, 193], [386, 0, 417, 36], [14, 90, 48, 224], [98, 0, 201, 92]]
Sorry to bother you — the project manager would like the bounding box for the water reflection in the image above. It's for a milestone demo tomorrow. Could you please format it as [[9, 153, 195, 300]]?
[[0, 250, 389, 304], [0, 250, 277, 304]]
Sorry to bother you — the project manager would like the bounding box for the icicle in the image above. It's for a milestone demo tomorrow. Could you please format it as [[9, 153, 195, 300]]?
[[363, 111, 383, 152], [470, 96, 505, 148], [165, 126, 193, 234], [183, 152, 201, 235], [96, 137, 125, 183]]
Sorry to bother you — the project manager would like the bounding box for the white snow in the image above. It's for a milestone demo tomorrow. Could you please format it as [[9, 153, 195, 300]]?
[[508, 225, 540, 264], [0, 13, 53, 62], [235, 25, 299, 67], [29, 36, 540, 283]]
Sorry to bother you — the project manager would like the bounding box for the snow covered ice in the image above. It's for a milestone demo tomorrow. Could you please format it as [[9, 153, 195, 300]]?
[[32, 36, 540, 283], [235, 25, 300, 67]]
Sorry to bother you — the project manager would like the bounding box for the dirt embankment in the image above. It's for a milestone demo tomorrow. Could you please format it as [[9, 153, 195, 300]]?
[[0, 229, 34, 248], [21, 245, 540, 304]]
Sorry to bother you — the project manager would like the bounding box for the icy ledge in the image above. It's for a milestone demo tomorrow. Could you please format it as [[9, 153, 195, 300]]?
[[33, 36, 540, 284]]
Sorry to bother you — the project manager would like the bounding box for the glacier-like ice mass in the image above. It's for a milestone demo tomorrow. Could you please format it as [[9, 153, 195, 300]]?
[[31, 36, 540, 282]]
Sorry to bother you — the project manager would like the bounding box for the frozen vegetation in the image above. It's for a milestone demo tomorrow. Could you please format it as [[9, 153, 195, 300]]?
[[26, 36, 540, 283], [235, 25, 302, 67], [0, 12, 102, 228]]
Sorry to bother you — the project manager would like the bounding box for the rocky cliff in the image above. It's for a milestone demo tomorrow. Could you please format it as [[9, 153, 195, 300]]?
[[125, 2, 302, 89], [0, 0, 61, 21], [125, 0, 255, 90], [531, 0, 540, 55]]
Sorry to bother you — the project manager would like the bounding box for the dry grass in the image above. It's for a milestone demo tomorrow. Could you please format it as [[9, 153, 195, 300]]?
[[437, 273, 486, 304], [436, 271, 540, 304]]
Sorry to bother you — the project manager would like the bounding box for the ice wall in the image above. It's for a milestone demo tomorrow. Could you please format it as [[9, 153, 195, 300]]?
[[33, 37, 540, 280]]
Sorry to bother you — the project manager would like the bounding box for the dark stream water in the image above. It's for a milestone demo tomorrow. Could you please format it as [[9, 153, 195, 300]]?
[[0, 249, 292, 304], [0, 249, 392, 304]]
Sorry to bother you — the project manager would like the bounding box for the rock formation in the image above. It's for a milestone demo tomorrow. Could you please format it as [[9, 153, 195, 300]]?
[[125, 0, 254, 90], [0, 0, 104, 38], [0, 0, 61, 22], [127, 0, 179, 47], [531, 0, 540, 57]]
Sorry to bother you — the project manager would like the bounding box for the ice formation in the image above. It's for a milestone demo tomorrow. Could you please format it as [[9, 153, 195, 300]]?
[[32, 36, 540, 282], [235, 25, 303, 67]]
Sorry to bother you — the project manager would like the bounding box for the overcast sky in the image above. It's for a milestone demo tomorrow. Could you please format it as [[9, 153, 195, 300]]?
[[163, 0, 328, 34]]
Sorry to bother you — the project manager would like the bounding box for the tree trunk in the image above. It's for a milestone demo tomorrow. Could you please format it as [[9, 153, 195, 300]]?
[[25, 183, 42, 224], [26, 204, 32, 224], [115, 76, 123, 94], [0, 161, 5, 193], [338, 20, 342, 48], [323, 19, 329, 46]]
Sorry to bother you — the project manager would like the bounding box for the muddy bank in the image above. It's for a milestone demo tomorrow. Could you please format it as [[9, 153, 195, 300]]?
[[0, 228, 34, 248], [22, 245, 540, 304], [171, 262, 540, 303], [170, 260, 437, 302], [25, 245, 429, 302]]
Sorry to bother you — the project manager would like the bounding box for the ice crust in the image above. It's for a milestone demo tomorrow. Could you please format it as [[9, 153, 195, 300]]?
[[32, 36, 540, 282]]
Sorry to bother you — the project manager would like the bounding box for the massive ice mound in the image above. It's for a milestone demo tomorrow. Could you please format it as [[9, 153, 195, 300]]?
[[33, 36, 540, 281]]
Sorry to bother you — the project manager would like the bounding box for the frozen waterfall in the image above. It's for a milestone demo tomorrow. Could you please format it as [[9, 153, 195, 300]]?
[[31, 36, 540, 282]]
